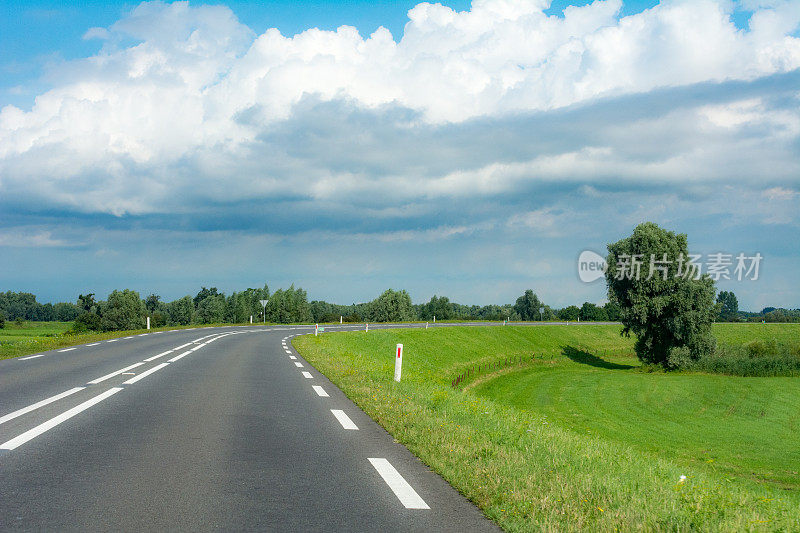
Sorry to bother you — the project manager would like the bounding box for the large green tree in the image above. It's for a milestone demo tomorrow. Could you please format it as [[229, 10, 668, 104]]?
[[605, 222, 717, 367]]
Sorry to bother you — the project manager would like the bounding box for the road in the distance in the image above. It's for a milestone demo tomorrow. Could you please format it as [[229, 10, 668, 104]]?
[[0, 324, 502, 532]]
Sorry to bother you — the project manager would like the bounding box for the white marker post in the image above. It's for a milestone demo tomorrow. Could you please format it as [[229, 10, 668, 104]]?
[[146, 316, 150, 330], [340, 316, 343, 324], [315, 323, 319, 336], [366, 323, 369, 333], [426, 322, 428, 329], [433, 315, 436, 323], [394, 344, 403, 382], [250, 315, 253, 324]]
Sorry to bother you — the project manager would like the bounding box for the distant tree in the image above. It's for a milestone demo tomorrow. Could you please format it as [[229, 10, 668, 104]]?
[[194, 287, 220, 307], [145, 294, 161, 313], [606, 222, 717, 368], [196, 294, 226, 324], [366, 289, 414, 322], [266, 285, 312, 323], [167, 296, 195, 325], [151, 311, 167, 327], [72, 311, 102, 332], [420, 295, 454, 320], [716, 291, 739, 322], [78, 293, 96, 313], [53, 302, 81, 322], [0, 310, 5, 329], [579, 302, 608, 322], [558, 305, 580, 321], [603, 301, 622, 321], [514, 290, 546, 321], [101, 289, 147, 331]]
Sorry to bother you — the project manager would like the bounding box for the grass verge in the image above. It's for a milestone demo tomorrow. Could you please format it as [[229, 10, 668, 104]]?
[[294, 324, 800, 532]]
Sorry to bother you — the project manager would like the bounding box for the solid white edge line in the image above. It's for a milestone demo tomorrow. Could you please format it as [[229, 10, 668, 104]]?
[[0, 387, 86, 425], [173, 342, 193, 351], [330, 409, 358, 430], [122, 363, 169, 384], [58, 348, 76, 353], [87, 362, 146, 385], [302, 371, 313, 379], [19, 354, 45, 360], [86, 343, 100, 347], [144, 350, 174, 362], [312, 385, 329, 397], [294, 362, 304, 368], [368, 458, 430, 509], [106, 339, 118, 343], [0, 388, 123, 450], [167, 351, 192, 363]]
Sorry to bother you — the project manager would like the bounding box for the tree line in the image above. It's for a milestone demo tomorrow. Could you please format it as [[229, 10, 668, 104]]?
[[1, 284, 795, 333], [0, 286, 619, 332]]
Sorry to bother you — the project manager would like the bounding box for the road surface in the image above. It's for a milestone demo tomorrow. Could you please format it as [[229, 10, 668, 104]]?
[[0, 324, 500, 532]]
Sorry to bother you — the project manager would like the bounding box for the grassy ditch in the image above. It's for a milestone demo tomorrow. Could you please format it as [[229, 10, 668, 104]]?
[[294, 324, 800, 531]]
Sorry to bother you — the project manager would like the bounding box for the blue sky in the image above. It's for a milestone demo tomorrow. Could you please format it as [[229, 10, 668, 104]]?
[[1, 0, 798, 310]]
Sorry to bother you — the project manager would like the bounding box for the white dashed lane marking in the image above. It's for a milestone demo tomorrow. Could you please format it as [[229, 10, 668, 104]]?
[[144, 350, 173, 362], [0, 388, 123, 451], [302, 372, 313, 379], [294, 362, 304, 368], [312, 386, 329, 397], [0, 387, 85, 425], [331, 409, 358, 430], [368, 458, 430, 510], [87, 362, 145, 385], [122, 363, 169, 385]]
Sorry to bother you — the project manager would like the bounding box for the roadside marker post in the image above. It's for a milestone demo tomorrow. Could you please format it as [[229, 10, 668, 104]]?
[[394, 344, 403, 382], [146, 316, 150, 330], [340, 316, 343, 324], [315, 324, 319, 336], [250, 315, 253, 324], [426, 322, 428, 329], [366, 323, 369, 333], [433, 315, 436, 323]]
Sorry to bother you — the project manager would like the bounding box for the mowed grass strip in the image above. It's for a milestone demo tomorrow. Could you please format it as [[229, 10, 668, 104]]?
[[294, 324, 800, 532]]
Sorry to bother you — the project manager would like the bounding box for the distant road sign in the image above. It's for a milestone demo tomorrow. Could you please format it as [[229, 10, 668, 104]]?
[[259, 300, 268, 307]]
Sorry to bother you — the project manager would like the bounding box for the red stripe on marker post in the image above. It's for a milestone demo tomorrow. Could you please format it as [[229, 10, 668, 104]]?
[[394, 343, 403, 382]]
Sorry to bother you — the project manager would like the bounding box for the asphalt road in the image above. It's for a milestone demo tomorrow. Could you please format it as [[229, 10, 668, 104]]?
[[0, 324, 502, 532]]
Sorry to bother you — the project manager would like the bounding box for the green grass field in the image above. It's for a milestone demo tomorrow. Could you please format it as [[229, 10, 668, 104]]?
[[0, 321, 243, 360], [294, 323, 800, 532]]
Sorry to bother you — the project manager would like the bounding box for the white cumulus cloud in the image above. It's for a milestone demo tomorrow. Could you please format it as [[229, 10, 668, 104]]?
[[0, 0, 799, 219]]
